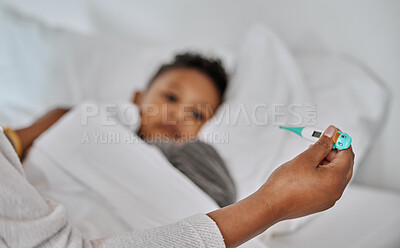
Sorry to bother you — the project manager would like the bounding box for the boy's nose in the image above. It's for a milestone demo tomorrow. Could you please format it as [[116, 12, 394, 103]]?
[[166, 105, 184, 124]]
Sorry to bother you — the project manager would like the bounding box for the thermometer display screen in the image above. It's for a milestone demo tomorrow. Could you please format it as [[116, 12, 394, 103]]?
[[312, 131, 322, 138]]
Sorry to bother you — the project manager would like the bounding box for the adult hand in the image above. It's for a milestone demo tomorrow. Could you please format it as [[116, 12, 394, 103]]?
[[258, 125, 355, 220], [208, 125, 355, 247]]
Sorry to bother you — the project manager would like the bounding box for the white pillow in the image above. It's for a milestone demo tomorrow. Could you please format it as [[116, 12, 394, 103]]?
[[200, 25, 389, 199], [74, 37, 235, 102], [199, 26, 389, 235], [0, 5, 234, 127], [0, 5, 84, 127], [296, 54, 390, 164], [199, 26, 313, 199], [0, 0, 93, 34]]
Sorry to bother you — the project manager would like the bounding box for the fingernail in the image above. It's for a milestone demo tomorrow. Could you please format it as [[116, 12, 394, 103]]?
[[324, 126, 336, 138]]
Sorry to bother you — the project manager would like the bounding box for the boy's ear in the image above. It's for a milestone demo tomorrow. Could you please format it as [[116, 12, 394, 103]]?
[[132, 91, 143, 106]]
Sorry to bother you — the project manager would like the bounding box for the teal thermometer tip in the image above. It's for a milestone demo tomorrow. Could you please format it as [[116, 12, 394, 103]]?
[[280, 126, 352, 150], [279, 126, 304, 137]]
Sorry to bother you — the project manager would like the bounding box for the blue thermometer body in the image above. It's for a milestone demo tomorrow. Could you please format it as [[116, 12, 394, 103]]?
[[280, 126, 352, 150]]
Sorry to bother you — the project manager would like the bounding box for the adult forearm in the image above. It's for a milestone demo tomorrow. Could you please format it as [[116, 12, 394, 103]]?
[[207, 189, 281, 248]]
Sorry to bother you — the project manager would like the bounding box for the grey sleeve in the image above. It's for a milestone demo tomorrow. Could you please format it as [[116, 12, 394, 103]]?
[[0, 132, 226, 248]]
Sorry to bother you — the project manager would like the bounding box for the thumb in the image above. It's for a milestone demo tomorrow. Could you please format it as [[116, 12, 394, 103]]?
[[298, 125, 338, 166]]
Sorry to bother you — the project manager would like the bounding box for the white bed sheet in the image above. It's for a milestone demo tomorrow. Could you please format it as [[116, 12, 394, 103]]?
[[262, 184, 400, 248], [23, 101, 267, 248]]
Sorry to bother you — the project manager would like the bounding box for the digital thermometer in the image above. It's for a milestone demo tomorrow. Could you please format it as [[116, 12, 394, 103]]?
[[280, 126, 352, 150]]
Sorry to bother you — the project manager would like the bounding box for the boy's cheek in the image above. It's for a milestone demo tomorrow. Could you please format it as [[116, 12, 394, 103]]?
[[140, 112, 161, 126]]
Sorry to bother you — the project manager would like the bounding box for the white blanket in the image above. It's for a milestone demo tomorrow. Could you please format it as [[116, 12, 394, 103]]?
[[25, 101, 219, 227], [24, 101, 267, 247]]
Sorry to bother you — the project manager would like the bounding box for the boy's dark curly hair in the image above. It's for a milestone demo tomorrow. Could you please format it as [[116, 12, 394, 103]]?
[[148, 52, 228, 101]]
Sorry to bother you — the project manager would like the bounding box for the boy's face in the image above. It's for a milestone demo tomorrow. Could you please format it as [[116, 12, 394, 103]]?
[[133, 68, 220, 143]]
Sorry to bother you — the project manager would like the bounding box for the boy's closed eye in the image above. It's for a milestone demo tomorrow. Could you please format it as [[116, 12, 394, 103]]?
[[191, 110, 204, 121], [164, 92, 178, 103]]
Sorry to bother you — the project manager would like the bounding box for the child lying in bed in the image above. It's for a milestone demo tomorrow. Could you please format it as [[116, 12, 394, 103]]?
[[5, 53, 236, 207]]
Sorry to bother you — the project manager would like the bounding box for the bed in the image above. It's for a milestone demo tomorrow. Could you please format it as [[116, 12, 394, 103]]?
[[1, 2, 399, 247]]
